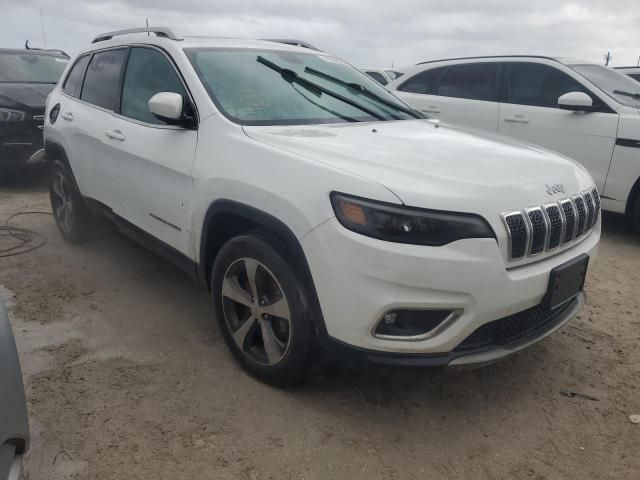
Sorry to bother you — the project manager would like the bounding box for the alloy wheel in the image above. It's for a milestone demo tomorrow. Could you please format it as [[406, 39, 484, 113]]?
[[51, 172, 74, 234], [221, 257, 292, 366]]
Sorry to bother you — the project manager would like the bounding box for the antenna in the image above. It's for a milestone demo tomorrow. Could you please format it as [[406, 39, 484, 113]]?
[[39, 8, 47, 48], [146, 18, 150, 36]]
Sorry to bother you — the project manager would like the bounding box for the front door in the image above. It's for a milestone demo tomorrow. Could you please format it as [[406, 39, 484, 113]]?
[[104, 46, 197, 254], [499, 62, 619, 192]]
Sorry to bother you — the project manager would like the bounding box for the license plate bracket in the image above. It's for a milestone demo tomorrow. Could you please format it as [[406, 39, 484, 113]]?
[[544, 254, 589, 311]]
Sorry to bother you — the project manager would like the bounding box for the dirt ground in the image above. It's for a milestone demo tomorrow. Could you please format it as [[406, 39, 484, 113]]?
[[1, 164, 639, 480]]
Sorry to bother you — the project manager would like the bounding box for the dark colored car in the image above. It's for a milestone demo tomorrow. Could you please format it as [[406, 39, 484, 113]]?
[[0, 298, 29, 480], [0, 48, 69, 179]]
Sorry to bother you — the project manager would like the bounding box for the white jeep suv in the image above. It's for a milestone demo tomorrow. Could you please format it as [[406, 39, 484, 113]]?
[[389, 56, 640, 231], [44, 29, 600, 386]]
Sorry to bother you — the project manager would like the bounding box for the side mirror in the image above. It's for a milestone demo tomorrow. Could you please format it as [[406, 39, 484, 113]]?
[[558, 91, 593, 112], [148, 92, 195, 127]]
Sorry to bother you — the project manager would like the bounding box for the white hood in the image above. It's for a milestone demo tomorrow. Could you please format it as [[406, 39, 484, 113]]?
[[243, 119, 594, 221]]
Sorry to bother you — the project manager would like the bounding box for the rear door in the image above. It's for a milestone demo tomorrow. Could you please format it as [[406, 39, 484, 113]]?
[[395, 63, 500, 132], [498, 62, 619, 191], [55, 54, 92, 191], [107, 46, 197, 253], [76, 48, 128, 204]]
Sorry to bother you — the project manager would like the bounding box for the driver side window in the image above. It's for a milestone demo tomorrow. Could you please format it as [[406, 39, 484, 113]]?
[[507, 63, 592, 109], [120, 47, 187, 124]]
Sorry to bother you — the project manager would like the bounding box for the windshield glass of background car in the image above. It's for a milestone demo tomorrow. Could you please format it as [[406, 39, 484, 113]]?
[[0, 53, 68, 83], [185, 48, 414, 125], [571, 64, 640, 108]]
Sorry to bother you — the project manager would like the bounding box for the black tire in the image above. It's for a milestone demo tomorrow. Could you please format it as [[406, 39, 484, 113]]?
[[49, 160, 91, 243], [211, 233, 316, 387]]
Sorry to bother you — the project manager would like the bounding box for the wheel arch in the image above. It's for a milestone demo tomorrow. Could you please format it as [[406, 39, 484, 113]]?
[[198, 199, 328, 338], [44, 138, 70, 169], [45, 139, 84, 195]]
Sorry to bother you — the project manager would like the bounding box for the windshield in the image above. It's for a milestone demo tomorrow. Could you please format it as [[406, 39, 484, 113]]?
[[570, 64, 640, 108], [0, 52, 68, 83], [185, 48, 415, 125]]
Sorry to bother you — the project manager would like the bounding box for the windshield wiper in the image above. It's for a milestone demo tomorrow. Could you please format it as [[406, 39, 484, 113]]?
[[304, 66, 424, 119], [256, 56, 384, 121], [613, 89, 640, 100]]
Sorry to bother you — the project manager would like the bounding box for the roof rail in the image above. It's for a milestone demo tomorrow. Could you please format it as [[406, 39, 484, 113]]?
[[262, 39, 320, 51], [92, 27, 181, 44], [613, 66, 639, 69], [24, 40, 69, 57], [416, 54, 561, 65]]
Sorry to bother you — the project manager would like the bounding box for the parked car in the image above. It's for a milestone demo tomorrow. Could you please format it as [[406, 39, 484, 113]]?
[[388, 55, 640, 231], [0, 298, 29, 480], [615, 66, 640, 83], [361, 68, 403, 86], [45, 28, 599, 386], [0, 47, 69, 180]]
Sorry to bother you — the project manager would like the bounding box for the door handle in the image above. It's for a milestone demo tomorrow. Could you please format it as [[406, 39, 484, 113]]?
[[61, 112, 74, 121], [105, 129, 126, 141], [420, 106, 440, 114], [503, 114, 529, 124]]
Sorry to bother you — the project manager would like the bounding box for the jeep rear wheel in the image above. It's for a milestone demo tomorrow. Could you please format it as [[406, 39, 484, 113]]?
[[49, 161, 91, 243], [211, 233, 315, 387]]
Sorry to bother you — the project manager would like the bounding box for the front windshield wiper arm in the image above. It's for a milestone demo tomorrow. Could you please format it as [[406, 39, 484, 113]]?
[[613, 89, 640, 100], [304, 66, 424, 119], [256, 56, 385, 121]]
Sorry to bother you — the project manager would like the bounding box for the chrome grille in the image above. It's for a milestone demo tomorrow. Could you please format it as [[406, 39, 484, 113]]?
[[544, 204, 563, 250], [573, 195, 586, 238], [584, 192, 595, 232], [502, 189, 599, 261], [525, 208, 547, 255], [503, 213, 528, 260], [560, 199, 577, 244], [591, 188, 601, 227]]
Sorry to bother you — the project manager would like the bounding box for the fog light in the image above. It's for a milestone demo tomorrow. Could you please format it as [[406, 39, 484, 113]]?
[[374, 309, 454, 340]]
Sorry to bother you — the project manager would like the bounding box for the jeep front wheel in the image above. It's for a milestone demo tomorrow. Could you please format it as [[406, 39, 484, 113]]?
[[211, 233, 315, 387]]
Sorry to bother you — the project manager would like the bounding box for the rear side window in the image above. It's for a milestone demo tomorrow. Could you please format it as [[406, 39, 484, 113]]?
[[398, 67, 444, 94], [365, 71, 388, 86], [62, 55, 90, 97], [435, 63, 499, 101], [507, 63, 590, 108], [120, 47, 187, 124], [80, 49, 127, 110]]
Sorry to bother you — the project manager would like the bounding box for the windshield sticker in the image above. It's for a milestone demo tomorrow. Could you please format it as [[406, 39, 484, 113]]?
[[230, 91, 269, 116]]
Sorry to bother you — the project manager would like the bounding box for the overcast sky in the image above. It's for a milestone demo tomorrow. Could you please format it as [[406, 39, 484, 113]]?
[[1, 0, 638, 69]]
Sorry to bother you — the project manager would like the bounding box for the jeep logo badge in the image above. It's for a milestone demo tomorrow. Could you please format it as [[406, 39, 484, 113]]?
[[546, 184, 566, 195]]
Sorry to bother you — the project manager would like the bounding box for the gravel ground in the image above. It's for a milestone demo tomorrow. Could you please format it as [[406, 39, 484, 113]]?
[[1, 165, 639, 480]]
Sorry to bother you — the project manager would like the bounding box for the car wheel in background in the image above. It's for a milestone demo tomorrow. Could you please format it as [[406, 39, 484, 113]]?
[[49, 160, 91, 243], [211, 233, 316, 387]]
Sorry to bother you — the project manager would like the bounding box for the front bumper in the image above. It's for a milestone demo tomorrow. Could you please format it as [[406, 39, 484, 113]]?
[[301, 217, 599, 360], [325, 292, 583, 367]]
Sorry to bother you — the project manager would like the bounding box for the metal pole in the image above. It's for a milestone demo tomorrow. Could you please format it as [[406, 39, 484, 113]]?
[[40, 8, 46, 48]]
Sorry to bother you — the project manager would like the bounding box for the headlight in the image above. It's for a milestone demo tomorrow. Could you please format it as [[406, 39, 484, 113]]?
[[0, 108, 25, 123], [331, 192, 495, 246]]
